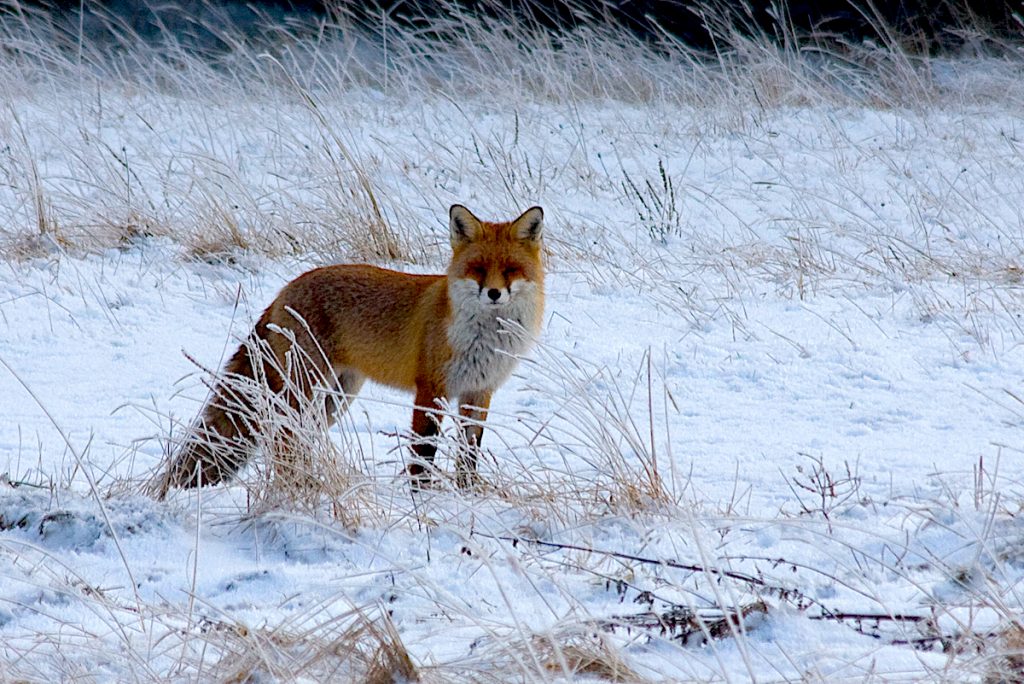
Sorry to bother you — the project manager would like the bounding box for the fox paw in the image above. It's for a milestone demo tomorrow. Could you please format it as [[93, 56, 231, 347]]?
[[455, 468, 485, 491]]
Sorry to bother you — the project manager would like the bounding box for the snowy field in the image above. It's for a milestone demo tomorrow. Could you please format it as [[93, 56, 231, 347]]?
[[2, 6, 1024, 682]]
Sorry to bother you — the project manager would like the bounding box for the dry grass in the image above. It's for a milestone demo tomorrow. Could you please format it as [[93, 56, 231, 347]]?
[[0, 542, 421, 683], [485, 343, 679, 521], [190, 605, 419, 683], [984, 623, 1024, 683], [432, 620, 648, 683], [2, 0, 1023, 262]]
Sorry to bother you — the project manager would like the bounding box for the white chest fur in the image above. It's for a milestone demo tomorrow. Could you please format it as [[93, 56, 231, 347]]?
[[445, 279, 541, 397]]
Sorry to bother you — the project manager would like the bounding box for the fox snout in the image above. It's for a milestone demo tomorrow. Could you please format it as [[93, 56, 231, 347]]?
[[450, 276, 531, 308], [463, 281, 510, 305], [481, 284, 512, 305], [475, 277, 534, 306]]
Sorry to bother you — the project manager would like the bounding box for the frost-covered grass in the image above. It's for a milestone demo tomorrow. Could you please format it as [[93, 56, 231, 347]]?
[[2, 2, 1024, 681]]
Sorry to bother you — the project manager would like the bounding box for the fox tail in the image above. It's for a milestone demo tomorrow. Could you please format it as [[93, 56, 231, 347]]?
[[154, 326, 268, 498]]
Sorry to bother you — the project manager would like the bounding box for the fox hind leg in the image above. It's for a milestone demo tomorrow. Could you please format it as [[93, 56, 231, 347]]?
[[270, 357, 366, 488], [323, 368, 366, 424]]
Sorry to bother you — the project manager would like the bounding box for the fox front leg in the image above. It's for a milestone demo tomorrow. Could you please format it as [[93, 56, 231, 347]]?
[[456, 390, 492, 489], [408, 386, 443, 489]]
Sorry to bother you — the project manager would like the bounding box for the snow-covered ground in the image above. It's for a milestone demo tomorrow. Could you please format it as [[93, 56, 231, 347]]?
[[2, 14, 1024, 682]]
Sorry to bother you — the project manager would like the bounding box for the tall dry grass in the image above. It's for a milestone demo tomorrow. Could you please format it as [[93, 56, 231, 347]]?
[[2, 0, 1022, 262]]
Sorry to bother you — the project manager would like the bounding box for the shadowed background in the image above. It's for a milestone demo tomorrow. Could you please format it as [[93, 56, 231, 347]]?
[[12, 0, 1021, 53]]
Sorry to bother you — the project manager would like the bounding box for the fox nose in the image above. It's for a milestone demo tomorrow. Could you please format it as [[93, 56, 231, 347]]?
[[487, 288, 501, 302]]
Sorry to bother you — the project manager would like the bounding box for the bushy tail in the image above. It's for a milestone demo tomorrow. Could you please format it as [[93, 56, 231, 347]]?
[[155, 315, 274, 498]]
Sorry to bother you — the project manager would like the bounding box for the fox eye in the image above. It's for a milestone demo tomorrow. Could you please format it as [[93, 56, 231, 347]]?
[[503, 267, 523, 280], [469, 264, 486, 279]]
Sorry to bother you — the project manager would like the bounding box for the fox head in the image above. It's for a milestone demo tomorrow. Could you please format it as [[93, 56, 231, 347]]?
[[447, 204, 544, 308]]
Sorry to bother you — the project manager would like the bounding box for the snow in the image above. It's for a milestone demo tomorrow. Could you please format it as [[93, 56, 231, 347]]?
[[2, 43, 1024, 682]]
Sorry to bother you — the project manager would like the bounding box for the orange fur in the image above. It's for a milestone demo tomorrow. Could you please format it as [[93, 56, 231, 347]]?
[[158, 204, 545, 494]]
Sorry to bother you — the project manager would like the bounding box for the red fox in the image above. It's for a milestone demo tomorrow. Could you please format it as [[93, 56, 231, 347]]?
[[157, 204, 544, 495]]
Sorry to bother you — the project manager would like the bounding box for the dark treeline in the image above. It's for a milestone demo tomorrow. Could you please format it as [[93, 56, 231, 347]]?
[[11, 0, 1021, 53], [378, 0, 1019, 52]]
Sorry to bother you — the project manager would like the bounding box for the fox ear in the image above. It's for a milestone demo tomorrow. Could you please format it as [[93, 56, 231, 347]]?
[[450, 204, 483, 247], [513, 206, 544, 242]]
